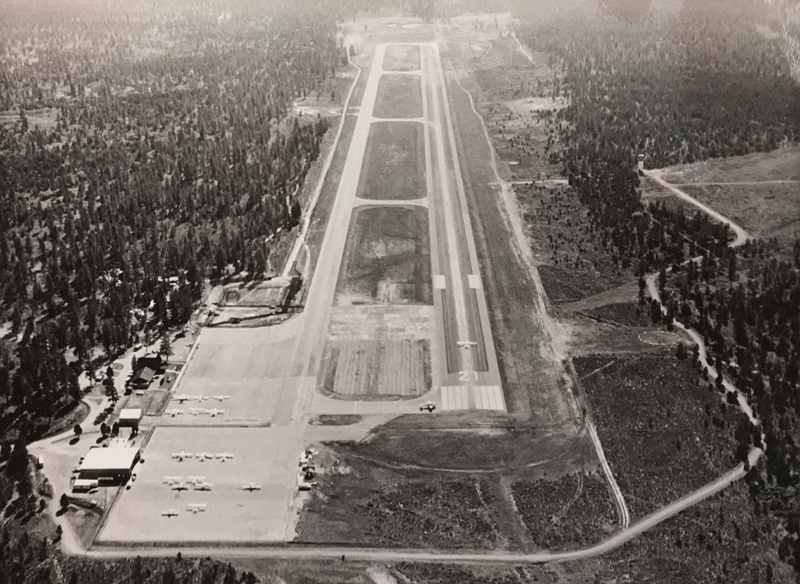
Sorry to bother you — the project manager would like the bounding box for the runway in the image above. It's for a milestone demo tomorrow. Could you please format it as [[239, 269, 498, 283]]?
[[97, 40, 506, 548]]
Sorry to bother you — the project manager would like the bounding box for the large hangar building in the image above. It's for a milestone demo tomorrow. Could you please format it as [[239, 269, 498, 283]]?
[[79, 444, 141, 482]]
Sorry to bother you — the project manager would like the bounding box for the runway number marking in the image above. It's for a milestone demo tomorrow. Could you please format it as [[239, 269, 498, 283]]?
[[459, 370, 478, 382]]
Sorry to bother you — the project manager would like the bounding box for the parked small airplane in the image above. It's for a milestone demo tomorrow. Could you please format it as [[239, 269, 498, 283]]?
[[194, 482, 213, 491], [162, 476, 182, 485], [208, 408, 225, 417], [457, 340, 477, 349], [212, 395, 230, 401], [161, 509, 179, 517], [242, 483, 262, 491], [419, 401, 436, 412], [171, 451, 193, 461], [172, 394, 194, 403], [186, 476, 206, 484], [171, 482, 189, 492], [197, 452, 214, 461], [189, 408, 208, 416], [164, 409, 184, 417], [216, 452, 234, 461], [187, 503, 207, 514]]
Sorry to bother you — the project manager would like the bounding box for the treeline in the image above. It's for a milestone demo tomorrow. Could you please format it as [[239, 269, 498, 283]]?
[[0, 526, 260, 583], [657, 238, 800, 572], [517, 0, 799, 276], [0, 0, 355, 442]]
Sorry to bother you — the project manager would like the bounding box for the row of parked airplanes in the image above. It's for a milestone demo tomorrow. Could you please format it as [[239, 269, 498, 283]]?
[[171, 451, 232, 462], [162, 475, 263, 493], [162, 503, 207, 517], [165, 408, 225, 417], [165, 394, 230, 418]]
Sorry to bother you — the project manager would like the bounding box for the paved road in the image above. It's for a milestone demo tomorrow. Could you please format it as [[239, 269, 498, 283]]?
[[83, 447, 759, 563]]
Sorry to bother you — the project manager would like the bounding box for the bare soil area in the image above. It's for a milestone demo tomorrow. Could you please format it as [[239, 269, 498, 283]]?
[[373, 74, 423, 119], [357, 121, 425, 200]]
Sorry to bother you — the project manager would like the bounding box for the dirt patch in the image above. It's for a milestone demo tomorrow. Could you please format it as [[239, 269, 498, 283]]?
[[335, 205, 432, 306], [357, 122, 425, 200], [373, 74, 423, 119], [574, 352, 748, 518], [217, 278, 294, 307], [382, 45, 420, 71], [318, 339, 430, 399]]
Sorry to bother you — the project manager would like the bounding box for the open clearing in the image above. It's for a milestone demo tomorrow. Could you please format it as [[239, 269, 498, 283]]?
[[97, 426, 302, 544], [660, 146, 800, 183], [357, 122, 426, 200], [335, 205, 432, 306], [382, 44, 420, 71], [373, 74, 423, 119], [677, 183, 800, 245]]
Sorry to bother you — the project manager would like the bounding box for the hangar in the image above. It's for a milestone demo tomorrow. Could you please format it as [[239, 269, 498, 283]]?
[[79, 445, 141, 482]]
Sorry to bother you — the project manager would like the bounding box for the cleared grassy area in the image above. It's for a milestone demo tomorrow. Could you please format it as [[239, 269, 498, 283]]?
[[296, 447, 535, 551], [574, 351, 748, 518], [318, 339, 430, 399], [335, 205, 431, 306], [382, 44, 420, 71], [342, 426, 595, 471], [678, 183, 800, 246], [661, 146, 800, 183], [357, 122, 425, 200], [373, 74, 423, 118]]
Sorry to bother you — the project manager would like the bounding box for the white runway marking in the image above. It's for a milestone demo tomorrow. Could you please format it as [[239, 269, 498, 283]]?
[[439, 386, 504, 411]]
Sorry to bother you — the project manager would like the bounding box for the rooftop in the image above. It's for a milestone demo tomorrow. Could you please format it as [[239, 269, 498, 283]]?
[[80, 445, 140, 472]]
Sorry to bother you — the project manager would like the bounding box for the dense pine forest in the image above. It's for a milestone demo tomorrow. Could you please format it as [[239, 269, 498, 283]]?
[[0, 0, 359, 444]]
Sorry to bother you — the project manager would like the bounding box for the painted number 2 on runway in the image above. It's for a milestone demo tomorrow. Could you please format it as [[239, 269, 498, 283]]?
[[459, 370, 478, 381]]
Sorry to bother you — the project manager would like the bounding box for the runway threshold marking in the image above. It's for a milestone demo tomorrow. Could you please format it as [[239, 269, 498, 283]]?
[[438, 386, 505, 411]]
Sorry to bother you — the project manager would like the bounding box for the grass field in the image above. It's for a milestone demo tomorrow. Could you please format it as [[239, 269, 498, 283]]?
[[343, 426, 596, 471], [373, 74, 423, 119], [511, 471, 618, 550], [382, 44, 420, 71], [357, 121, 425, 200], [574, 351, 748, 518], [335, 205, 431, 306], [678, 183, 800, 245], [318, 339, 430, 398], [661, 146, 800, 183]]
